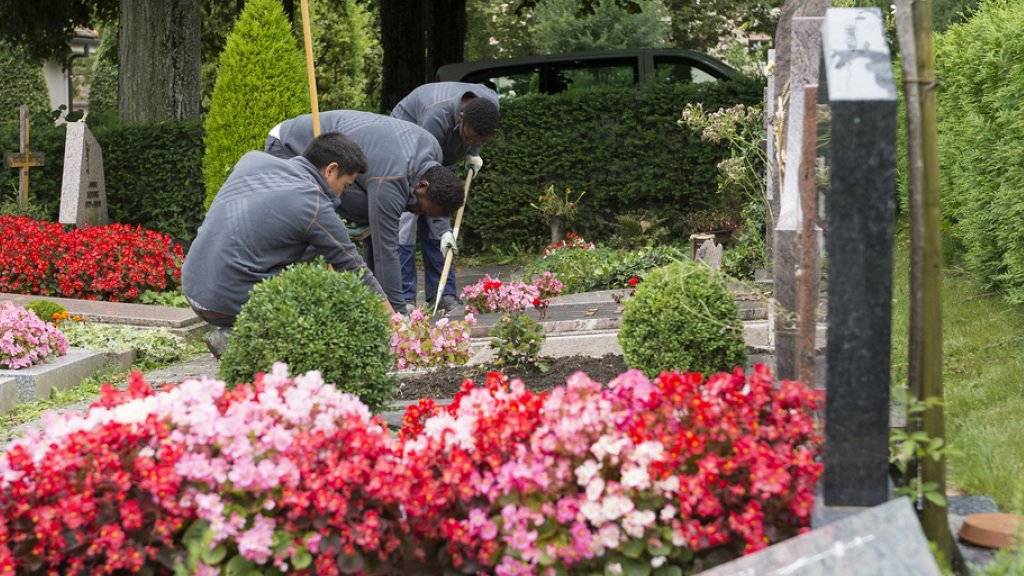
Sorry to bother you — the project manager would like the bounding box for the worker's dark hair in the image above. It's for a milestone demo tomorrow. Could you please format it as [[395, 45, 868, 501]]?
[[462, 96, 500, 137], [422, 165, 465, 212], [302, 132, 368, 174]]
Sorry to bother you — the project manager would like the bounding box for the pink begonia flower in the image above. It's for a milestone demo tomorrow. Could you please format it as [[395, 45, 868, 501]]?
[[237, 514, 276, 564]]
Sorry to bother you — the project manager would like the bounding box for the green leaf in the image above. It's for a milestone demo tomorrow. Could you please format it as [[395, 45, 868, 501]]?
[[201, 544, 227, 565], [337, 551, 365, 574], [924, 491, 948, 507], [621, 538, 646, 559], [653, 566, 684, 576], [224, 555, 258, 575], [622, 557, 653, 576], [292, 547, 313, 570], [647, 539, 673, 557]]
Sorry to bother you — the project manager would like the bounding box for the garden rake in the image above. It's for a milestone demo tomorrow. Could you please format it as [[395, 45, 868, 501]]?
[[432, 166, 476, 316]]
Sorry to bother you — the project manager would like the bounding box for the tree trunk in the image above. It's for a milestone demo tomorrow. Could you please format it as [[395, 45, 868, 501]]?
[[118, 0, 201, 122], [379, 0, 427, 111], [427, 0, 467, 78]]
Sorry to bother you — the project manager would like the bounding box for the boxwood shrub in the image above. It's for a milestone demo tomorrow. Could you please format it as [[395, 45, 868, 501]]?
[[937, 0, 1024, 302], [218, 262, 394, 411], [618, 259, 746, 376], [462, 78, 762, 251]]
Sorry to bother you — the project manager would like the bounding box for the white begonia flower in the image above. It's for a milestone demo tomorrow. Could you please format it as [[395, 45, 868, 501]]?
[[575, 459, 600, 487], [586, 477, 605, 501], [621, 466, 650, 490]]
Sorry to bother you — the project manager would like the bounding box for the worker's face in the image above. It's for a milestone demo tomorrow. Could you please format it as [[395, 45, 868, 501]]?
[[462, 120, 485, 146], [322, 163, 359, 196], [410, 181, 451, 218]]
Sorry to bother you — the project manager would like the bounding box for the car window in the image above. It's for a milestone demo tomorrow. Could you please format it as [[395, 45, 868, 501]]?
[[653, 56, 721, 85], [548, 59, 638, 93], [468, 67, 541, 99]]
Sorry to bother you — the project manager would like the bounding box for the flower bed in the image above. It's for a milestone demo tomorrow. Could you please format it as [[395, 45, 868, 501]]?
[[390, 309, 476, 370], [0, 302, 68, 369], [0, 216, 183, 302], [0, 364, 821, 574]]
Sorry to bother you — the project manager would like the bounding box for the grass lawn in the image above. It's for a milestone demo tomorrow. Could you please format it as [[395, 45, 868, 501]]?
[[890, 231, 1024, 510]]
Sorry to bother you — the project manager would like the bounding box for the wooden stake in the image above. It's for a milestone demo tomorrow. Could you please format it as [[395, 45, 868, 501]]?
[[432, 168, 475, 316], [299, 0, 321, 137], [897, 0, 963, 570]]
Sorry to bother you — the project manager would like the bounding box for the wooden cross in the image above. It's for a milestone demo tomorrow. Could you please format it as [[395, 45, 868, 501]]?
[[4, 105, 44, 209]]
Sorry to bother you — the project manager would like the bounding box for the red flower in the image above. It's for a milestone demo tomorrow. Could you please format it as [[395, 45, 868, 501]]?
[[628, 276, 640, 287], [0, 216, 184, 302]]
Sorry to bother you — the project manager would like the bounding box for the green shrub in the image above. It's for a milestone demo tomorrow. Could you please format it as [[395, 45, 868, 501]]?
[[619, 260, 746, 376], [306, 0, 376, 111], [524, 245, 685, 293], [204, 0, 310, 208], [490, 312, 545, 368], [0, 41, 50, 118], [138, 289, 189, 308], [722, 199, 767, 280], [0, 116, 205, 240], [937, 0, 1024, 301], [462, 79, 761, 251], [23, 300, 66, 323], [88, 22, 119, 120], [219, 262, 394, 410]]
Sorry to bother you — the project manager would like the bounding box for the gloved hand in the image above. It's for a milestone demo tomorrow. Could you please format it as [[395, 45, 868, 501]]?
[[466, 155, 483, 175], [440, 230, 459, 256]]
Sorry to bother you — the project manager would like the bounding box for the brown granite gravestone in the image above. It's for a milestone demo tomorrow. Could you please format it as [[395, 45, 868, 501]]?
[[773, 0, 831, 98], [59, 120, 108, 228]]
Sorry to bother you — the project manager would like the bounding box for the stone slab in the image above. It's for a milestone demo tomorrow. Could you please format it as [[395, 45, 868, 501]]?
[[0, 378, 15, 414], [949, 495, 999, 567], [0, 347, 107, 408], [701, 497, 941, 576], [144, 353, 221, 385], [0, 293, 201, 330], [103, 349, 137, 372]]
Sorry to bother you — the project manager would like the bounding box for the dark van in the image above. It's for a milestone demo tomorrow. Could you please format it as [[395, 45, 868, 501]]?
[[435, 48, 741, 99]]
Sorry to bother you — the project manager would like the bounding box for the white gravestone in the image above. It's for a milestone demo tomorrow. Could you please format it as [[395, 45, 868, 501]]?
[[59, 121, 108, 227]]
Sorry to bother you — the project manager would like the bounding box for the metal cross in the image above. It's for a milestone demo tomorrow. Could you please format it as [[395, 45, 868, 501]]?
[[4, 105, 45, 209]]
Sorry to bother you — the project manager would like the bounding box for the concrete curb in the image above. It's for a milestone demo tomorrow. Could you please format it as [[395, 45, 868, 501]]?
[[0, 348, 107, 412]]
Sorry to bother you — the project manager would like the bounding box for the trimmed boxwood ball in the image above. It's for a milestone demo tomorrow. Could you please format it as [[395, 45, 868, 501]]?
[[619, 259, 746, 377], [219, 262, 394, 410]]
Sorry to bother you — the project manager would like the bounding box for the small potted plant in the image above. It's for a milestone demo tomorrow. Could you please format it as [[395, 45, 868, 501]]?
[[531, 184, 585, 244]]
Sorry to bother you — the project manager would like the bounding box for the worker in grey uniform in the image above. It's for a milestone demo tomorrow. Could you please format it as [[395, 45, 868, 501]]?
[[265, 110, 465, 313], [183, 133, 389, 357], [390, 82, 500, 313]]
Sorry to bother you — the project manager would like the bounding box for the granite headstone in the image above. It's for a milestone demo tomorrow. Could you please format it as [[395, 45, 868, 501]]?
[[820, 7, 897, 507], [59, 120, 108, 228], [773, 17, 824, 381], [698, 498, 941, 576]]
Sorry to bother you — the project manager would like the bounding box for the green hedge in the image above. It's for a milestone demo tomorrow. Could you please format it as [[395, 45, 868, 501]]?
[[0, 41, 50, 117], [0, 116, 205, 241], [462, 80, 762, 251], [937, 0, 1024, 301]]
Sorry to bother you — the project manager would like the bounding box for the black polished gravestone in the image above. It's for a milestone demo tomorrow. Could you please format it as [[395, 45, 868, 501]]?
[[697, 498, 941, 576], [819, 8, 898, 507]]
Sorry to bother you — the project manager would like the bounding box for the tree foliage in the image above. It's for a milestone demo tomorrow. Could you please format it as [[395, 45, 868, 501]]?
[[306, 0, 377, 110], [0, 0, 118, 62], [203, 0, 309, 208], [532, 0, 670, 53]]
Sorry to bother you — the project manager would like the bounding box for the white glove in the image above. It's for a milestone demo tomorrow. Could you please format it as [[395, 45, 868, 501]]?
[[440, 230, 458, 256], [466, 155, 483, 175]]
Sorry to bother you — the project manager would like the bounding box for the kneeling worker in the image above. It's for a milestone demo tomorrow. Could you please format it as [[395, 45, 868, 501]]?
[[182, 133, 391, 357]]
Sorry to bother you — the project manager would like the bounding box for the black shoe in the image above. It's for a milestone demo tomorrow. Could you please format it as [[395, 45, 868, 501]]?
[[205, 327, 232, 359], [439, 295, 463, 315]]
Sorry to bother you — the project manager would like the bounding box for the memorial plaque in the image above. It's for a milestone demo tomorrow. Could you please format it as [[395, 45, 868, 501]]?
[[698, 498, 941, 576]]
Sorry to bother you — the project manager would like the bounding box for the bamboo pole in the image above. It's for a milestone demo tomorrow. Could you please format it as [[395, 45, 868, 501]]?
[[895, 0, 925, 504], [432, 168, 475, 316], [299, 0, 321, 137], [902, 0, 961, 569]]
